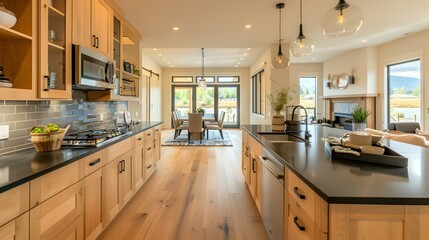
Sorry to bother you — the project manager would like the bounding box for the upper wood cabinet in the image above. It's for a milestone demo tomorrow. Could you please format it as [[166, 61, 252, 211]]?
[[72, 0, 111, 58], [0, 0, 37, 100], [38, 0, 72, 99]]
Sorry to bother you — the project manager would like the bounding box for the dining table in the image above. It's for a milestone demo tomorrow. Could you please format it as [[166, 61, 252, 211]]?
[[180, 113, 216, 140]]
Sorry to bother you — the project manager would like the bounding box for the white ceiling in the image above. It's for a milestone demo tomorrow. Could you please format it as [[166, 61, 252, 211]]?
[[113, 0, 429, 68]]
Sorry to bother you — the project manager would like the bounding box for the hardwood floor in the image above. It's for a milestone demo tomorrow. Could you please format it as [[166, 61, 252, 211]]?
[[97, 129, 268, 240]]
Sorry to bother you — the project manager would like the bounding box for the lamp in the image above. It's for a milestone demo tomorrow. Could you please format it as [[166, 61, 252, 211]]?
[[321, 0, 363, 38], [198, 48, 207, 91], [271, 3, 290, 69], [290, 0, 314, 57]]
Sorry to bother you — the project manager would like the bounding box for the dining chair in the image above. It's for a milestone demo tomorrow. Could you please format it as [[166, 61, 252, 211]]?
[[172, 111, 188, 139], [205, 111, 225, 140], [188, 113, 204, 143]]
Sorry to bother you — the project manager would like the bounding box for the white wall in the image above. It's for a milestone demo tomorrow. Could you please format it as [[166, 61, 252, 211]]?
[[161, 67, 250, 129], [323, 47, 378, 97], [377, 29, 429, 130]]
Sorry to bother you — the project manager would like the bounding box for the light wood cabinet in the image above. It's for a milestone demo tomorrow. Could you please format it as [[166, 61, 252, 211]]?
[[38, 0, 72, 99], [30, 181, 84, 240], [0, 183, 29, 227], [72, 0, 111, 57], [0, 212, 29, 240], [102, 150, 133, 226], [154, 126, 161, 167], [241, 130, 250, 184], [133, 143, 145, 190], [83, 169, 102, 240], [0, 0, 37, 100], [105, 137, 131, 163], [51, 215, 83, 240], [83, 150, 105, 177], [144, 140, 155, 181]]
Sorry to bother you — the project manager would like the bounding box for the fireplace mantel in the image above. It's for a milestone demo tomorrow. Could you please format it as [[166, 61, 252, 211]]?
[[322, 94, 378, 129]]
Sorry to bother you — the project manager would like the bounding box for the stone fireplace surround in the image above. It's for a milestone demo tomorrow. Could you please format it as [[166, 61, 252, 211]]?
[[322, 94, 378, 129]]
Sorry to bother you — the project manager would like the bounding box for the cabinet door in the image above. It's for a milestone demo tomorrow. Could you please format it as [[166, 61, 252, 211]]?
[[72, 0, 91, 47], [92, 0, 111, 57], [30, 181, 83, 240], [0, 212, 29, 240], [51, 215, 83, 240], [84, 169, 102, 240], [38, 0, 72, 99], [120, 151, 134, 205], [255, 155, 262, 214], [330, 204, 405, 240], [133, 145, 144, 190], [144, 141, 155, 181], [102, 158, 121, 225], [404, 206, 429, 240], [248, 151, 257, 197], [154, 127, 161, 167]]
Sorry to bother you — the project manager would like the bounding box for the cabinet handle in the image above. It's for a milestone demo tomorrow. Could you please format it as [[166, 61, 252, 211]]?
[[118, 161, 122, 173], [138, 137, 142, 141], [147, 164, 152, 169], [89, 158, 101, 166], [95, 37, 99, 48], [294, 217, 306, 231], [294, 187, 306, 200], [153, 139, 156, 148], [147, 147, 151, 151], [156, 129, 160, 131], [147, 133, 151, 136], [92, 35, 96, 47], [44, 3, 47, 8], [243, 167, 247, 171], [252, 158, 256, 173], [43, 75, 50, 91], [122, 160, 125, 172]]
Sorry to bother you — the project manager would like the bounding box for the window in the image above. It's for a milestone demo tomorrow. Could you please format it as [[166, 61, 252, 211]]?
[[218, 76, 239, 83], [172, 76, 193, 83], [387, 59, 421, 123], [299, 76, 316, 119], [251, 70, 265, 115], [196, 76, 215, 83]]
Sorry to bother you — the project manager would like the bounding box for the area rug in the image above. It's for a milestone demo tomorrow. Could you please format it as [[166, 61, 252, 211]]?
[[162, 131, 233, 146]]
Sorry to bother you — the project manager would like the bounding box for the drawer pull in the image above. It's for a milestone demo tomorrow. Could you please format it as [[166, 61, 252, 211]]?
[[118, 161, 122, 173], [147, 147, 152, 151], [92, 35, 96, 47], [259, 156, 284, 179], [294, 217, 306, 231], [138, 137, 143, 141], [294, 187, 306, 199], [156, 129, 160, 131], [251, 158, 256, 173], [147, 164, 152, 169], [147, 133, 151, 136], [89, 158, 101, 166]]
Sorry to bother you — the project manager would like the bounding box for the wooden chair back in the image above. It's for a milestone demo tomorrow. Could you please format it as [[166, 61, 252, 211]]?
[[188, 113, 203, 133], [218, 111, 226, 129]]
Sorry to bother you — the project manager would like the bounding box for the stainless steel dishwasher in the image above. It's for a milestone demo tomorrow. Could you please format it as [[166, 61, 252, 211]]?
[[259, 149, 284, 240]]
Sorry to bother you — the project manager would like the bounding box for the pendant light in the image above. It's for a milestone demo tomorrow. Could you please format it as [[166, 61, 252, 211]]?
[[290, 0, 314, 57], [321, 0, 363, 38], [198, 48, 207, 91], [271, 3, 290, 69]]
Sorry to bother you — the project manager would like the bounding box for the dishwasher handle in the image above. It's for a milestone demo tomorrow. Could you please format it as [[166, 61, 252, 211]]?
[[259, 155, 284, 179]]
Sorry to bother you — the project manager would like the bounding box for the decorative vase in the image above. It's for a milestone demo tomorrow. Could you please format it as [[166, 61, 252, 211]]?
[[272, 112, 285, 131], [352, 122, 367, 131]]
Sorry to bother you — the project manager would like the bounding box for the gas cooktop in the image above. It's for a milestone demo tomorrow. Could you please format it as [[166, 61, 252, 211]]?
[[62, 129, 124, 148]]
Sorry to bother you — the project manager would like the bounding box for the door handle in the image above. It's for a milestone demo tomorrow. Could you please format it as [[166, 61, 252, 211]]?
[[43, 75, 50, 91], [118, 160, 122, 173], [294, 187, 306, 199], [252, 158, 256, 173], [294, 216, 306, 231], [95, 37, 99, 48], [92, 35, 96, 47], [147, 164, 152, 169], [259, 156, 284, 179]]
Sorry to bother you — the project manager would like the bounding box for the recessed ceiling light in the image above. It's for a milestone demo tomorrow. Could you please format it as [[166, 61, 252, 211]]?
[[312, 57, 316, 60], [158, 53, 162, 56], [171, 66, 175, 67], [362, 39, 367, 43], [167, 62, 171, 65], [153, 48, 158, 51], [238, 62, 241, 65], [235, 65, 238, 67], [240, 58, 244, 60], [246, 48, 251, 50], [173, 27, 179, 31], [244, 53, 248, 56], [163, 58, 167, 61], [244, 25, 252, 29]]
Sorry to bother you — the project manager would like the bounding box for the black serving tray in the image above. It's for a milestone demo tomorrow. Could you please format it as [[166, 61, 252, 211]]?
[[324, 142, 408, 168]]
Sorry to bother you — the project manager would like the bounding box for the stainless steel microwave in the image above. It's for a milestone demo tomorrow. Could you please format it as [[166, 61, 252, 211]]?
[[72, 45, 116, 90]]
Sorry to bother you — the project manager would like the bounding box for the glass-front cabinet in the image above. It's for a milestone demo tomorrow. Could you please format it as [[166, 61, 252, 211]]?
[[38, 0, 71, 99], [0, 0, 37, 100]]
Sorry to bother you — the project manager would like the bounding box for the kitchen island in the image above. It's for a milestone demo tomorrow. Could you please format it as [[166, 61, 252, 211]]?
[[241, 124, 429, 240]]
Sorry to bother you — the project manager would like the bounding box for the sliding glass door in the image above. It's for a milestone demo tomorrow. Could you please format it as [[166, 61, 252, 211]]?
[[172, 85, 240, 128]]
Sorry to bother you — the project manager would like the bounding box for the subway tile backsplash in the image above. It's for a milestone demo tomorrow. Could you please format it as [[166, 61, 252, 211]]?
[[0, 91, 128, 155]]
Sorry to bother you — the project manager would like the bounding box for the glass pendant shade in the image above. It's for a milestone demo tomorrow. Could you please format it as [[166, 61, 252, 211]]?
[[198, 78, 207, 91], [290, 36, 314, 57], [321, 0, 363, 38], [271, 45, 290, 69]]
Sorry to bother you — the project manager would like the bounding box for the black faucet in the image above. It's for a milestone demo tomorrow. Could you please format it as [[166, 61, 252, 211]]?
[[291, 105, 312, 140]]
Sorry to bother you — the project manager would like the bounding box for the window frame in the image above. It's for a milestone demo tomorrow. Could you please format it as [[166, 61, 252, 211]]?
[[251, 69, 265, 116]]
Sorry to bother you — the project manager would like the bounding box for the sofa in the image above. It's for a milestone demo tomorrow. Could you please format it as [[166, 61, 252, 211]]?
[[365, 127, 429, 148], [387, 122, 420, 133]]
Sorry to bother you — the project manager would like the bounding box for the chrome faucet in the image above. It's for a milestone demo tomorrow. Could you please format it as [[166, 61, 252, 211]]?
[[291, 105, 312, 140]]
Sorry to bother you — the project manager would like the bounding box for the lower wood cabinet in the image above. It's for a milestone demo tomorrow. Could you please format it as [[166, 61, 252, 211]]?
[[51, 215, 83, 240], [0, 182, 29, 227], [30, 181, 84, 240], [83, 169, 103, 240], [154, 126, 161, 167], [102, 150, 133, 226], [133, 144, 145, 190], [0, 212, 29, 240], [144, 141, 155, 181]]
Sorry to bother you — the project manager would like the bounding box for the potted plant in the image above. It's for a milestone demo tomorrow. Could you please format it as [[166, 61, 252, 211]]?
[[350, 105, 371, 131], [267, 88, 292, 130], [196, 107, 205, 116]]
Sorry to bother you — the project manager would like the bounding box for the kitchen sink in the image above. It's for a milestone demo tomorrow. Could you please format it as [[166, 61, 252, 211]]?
[[258, 133, 306, 143]]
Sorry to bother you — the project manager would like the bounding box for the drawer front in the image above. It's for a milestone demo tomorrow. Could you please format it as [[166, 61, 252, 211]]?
[[0, 183, 29, 227], [83, 150, 105, 177], [154, 126, 161, 135], [288, 171, 315, 221], [0, 211, 29, 240], [106, 138, 132, 162], [51, 214, 83, 240], [248, 136, 263, 156], [30, 162, 80, 208], [30, 181, 83, 240], [132, 132, 145, 148], [289, 195, 317, 240], [144, 128, 154, 143], [288, 216, 327, 240]]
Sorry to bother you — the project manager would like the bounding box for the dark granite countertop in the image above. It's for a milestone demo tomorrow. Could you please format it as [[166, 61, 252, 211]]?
[[241, 124, 429, 205], [0, 121, 163, 194]]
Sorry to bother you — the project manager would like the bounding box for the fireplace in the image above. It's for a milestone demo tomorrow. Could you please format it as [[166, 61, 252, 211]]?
[[334, 112, 353, 130]]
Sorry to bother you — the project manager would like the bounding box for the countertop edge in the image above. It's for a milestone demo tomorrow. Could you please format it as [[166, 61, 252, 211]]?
[[0, 121, 163, 194]]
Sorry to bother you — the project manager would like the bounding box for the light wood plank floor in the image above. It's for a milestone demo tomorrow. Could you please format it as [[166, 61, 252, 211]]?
[[98, 129, 268, 240]]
